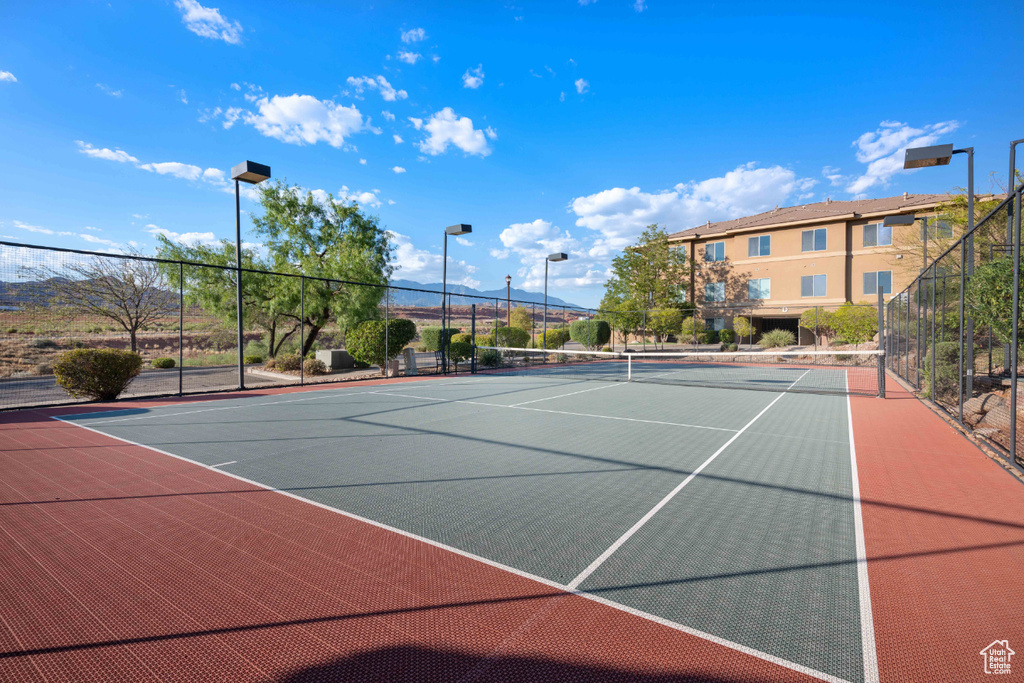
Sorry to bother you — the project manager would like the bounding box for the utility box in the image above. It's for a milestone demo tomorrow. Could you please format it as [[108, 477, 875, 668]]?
[[402, 348, 418, 376], [316, 349, 355, 370]]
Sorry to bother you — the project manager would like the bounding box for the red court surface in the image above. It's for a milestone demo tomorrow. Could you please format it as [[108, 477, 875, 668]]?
[[1, 372, 1022, 682]]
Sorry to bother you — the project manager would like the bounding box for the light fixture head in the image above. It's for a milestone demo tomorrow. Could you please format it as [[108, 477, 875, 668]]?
[[903, 144, 953, 169], [231, 160, 271, 184], [505, 274, 512, 284], [547, 252, 569, 262], [446, 224, 472, 236], [882, 214, 916, 227]]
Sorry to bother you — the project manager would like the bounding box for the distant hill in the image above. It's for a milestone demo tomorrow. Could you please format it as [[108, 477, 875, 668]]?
[[388, 279, 580, 309]]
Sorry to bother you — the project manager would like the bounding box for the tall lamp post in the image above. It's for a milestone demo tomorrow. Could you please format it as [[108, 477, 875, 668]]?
[[882, 213, 931, 273], [442, 224, 472, 373], [505, 274, 512, 327], [904, 143, 974, 420], [543, 253, 568, 350], [230, 160, 271, 390]]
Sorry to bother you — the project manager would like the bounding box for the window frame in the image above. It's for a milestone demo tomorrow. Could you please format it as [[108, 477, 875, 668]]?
[[704, 241, 725, 262], [801, 228, 827, 252], [863, 223, 892, 247], [800, 274, 827, 298], [747, 277, 771, 300], [704, 317, 725, 331], [863, 270, 893, 295], [704, 281, 725, 303], [747, 234, 771, 257]]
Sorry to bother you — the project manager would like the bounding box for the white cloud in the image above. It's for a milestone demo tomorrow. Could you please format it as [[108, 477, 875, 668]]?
[[415, 107, 492, 157], [147, 225, 219, 246], [633, 0, 646, 11], [822, 165, 845, 187], [138, 161, 203, 181], [389, 231, 479, 287], [337, 185, 382, 208], [462, 64, 484, 89], [359, 158, 367, 165], [76, 140, 139, 164], [382, 110, 395, 121], [401, 27, 426, 43], [409, 117, 423, 130], [571, 163, 816, 258], [13, 220, 54, 235], [0, 71, 16, 83], [574, 78, 589, 94], [845, 120, 960, 195], [497, 219, 606, 289], [392, 166, 406, 174], [242, 94, 365, 147], [82, 226, 102, 232], [485, 127, 498, 141], [230, 82, 241, 91], [222, 106, 243, 128], [80, 234, 121, 248], [179, 89, 188, 104], [346, 75, 408, 102], [559, 91, 566, 102], [393, 134, 404, 144], [455, 236, 473, 247], [387, 199, 396, 205], [96, 83, 122, 97], [578, 0, 598, 4], [397, 51, 421, 65], [175, 0, 243, 44]]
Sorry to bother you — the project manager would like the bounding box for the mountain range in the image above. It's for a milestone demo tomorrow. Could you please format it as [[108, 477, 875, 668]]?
[[388, 279, 580, 309]]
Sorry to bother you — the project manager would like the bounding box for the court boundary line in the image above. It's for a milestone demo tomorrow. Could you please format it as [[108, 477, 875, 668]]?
[[509, 382, 622, 407], [368, 390, 739, 433], [846, 374, 880, 683], [566, 391, 788, 590], [50, 412, 850, 683]]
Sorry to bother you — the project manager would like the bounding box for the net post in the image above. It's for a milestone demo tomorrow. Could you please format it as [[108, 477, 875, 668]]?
[[1011, 190, 1021, 467], [877, 285, 885, 398], [471, 303, 477, 374], [300, 275, 305, 386], [628, 353, 632, 382], [931, 266, 937, 407], [385, 285, 390, 378], [178, 261, 184, 396]]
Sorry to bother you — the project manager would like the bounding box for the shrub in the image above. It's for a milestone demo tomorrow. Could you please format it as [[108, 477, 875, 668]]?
[[6, 327, 17, 334], [537, 328, 569, 349], [965, 258, 1020, 347], [679, 316, 705, 343], [420, 326, 460, 352], [494, 325, 531, 349], [828, 303, 877, 344], [451, 333, 474, 345], [448, 340, 473, 370], [758, 329, 796, 348], [29, 338, 58, 349], [303, 358, 329, 376], [922, 341, 960, 401], [728, 343, 739, 352], [601, 346, 613, 352], [569, 320, 611, 350], [32, 363, 53, 376], [799, 307, 832, 342], [347, 318, 418, 375], [479, 348, 501, 367], [152, 357, 176, 369], [276, 354, 302, 372], [53, 349, 143, 401], [509, 307, 533, 332], [243, 355, 264, 365], [732, 316, 753, 340], [703, 329, 720, 344], [718, 328, 735, 344], [264, 358, 276, 370], [474, 331, 496, 347]]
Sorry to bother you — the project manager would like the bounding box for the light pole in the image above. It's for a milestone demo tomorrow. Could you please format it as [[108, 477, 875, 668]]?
[[882, 213, 930, 273], [544, 253, 568, 350], [505, 274, 511, 327], [904, 143, 974, 419], [442, 224, 472, 373], [230, 160, 271, 390]]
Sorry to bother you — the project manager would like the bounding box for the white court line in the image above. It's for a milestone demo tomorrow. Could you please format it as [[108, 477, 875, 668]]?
[[210, 461, 236, 468], [510, 382, 621, 407], [786, 368, 813, 390], [369, 390, 739, 433], [51, 414, 848, 683], [567, 390, 788, 590], [846, 373, 880, 683]]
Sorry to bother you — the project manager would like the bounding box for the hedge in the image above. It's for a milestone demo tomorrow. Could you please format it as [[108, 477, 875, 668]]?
[[151, 357, 176, 369], [448, 340, 473, 369], [276, 354, 302, 372], [420, 326, 461, 352], [53, 349, 143, 401], [537, 328, 570, 349], [718, 329, 735, 344], [569, 320, 611, 350], [494, 325, 530, 349], [303, 358, 329, 376], [347, 318, 417, 375]]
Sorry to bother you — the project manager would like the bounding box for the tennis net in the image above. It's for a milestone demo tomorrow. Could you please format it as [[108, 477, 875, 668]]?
[[473, 346, 885, 397]]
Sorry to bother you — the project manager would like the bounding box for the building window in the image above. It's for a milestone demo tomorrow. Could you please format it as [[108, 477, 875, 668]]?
[[800, 274, 827, 297], [705, 282, 725, 302], [747, 278, 770, 300], [801, 228, 827, 252], [927, 220, 953, 239], [704, 317, 725, 331], [863, 223, 893, 247], [863, 270, 893, 295], [748, 235, 771, 257], [704, 241, 725, 262]]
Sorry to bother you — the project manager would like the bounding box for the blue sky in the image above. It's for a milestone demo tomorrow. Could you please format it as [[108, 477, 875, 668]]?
[[1, 1, 1022, 306]]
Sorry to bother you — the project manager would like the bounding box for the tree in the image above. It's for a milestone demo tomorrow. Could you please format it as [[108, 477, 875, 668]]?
[[732, 316, 753, 342], [26, 249, 177, 353], [603, 225, 690, 310], [965, 257, 1021, 347], [648, 308, 683, 348], [679, 316, 705, 343], [346, 318, 417, 375], [509, 307, 533, 333], [799, 307, 831, 345], [569, 320, 611, 350], [597, 289, 643, 348], [827, 303, 878, 344]]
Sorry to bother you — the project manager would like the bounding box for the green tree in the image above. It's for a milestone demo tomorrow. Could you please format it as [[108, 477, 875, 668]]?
[[799, 307, 831, 346], [509, 307, 533, 333], [648, 308, 683, 348], [597, 290, 644, 348], [965, 257, 1021, 347], [679, 316, 705, 343], [569, 320, 611, 350], [346, 318, 417, 376], [604, 225, 690, 310], [828, 303, 878, 345], [732, 316, 753, 342]]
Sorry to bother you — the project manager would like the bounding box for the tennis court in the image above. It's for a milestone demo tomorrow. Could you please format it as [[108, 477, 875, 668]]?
[[54, 365, 873, 682]]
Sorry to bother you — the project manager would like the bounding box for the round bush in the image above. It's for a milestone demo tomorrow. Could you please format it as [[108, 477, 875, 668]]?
[[758, 329, 796, 348], [303, 358, 329, 376], [276, 354, 302, 372], [243, 354, 264, 365], [538, 328, 570, 349], [451, 332, 474, 345], [346, 318, 418, 375], [728, 343, 739, 352], [479, 348, 501, 367], [679, 317, 705, 343], [718, 329, 735, 344], [53, 349, 143, 401], [448, 340, 473, 368], [732, 316, 753, 340], [420, 326, 460, 352], [569, 320, 611, 350], [152, 357, 176, 369], [493, 325, 531, 349]]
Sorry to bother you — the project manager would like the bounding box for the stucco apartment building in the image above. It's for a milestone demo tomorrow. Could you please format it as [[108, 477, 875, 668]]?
[[667, 193, 956, 343]]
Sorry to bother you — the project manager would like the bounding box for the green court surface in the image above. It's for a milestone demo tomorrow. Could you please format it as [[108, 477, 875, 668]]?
[[62, 373, 868, 683]]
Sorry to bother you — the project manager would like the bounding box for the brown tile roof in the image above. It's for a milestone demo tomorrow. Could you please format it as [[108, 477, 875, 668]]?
[[668, 193, 955, 240]]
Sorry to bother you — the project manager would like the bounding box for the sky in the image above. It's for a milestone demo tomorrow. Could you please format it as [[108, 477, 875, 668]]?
[[1, 1, 1022, 307]]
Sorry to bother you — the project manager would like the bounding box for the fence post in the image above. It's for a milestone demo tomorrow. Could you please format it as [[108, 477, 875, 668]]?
[[494, 298, 498, 339], [471, 304, 477, 374], [300, 276, 304, 386], [931, 266, 937, 407], [878, 286, 885, 398], [178, 262, 183, 396], [385, 285, 390, 378], [917, 285, 923, 388], [814, 307, 818, 352], [1011, 190, 1021, 466], [958, 239, 966, 424], [643, 310, 647, 352]]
